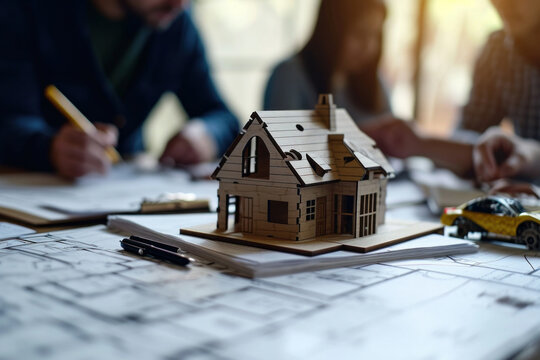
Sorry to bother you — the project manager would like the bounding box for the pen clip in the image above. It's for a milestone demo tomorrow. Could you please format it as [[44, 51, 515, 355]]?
[[120, 239, 145, 255]]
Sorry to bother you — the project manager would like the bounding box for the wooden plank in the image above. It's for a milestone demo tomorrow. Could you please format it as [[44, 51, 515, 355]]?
[[225, 156, 288, 167], [217, 172, 299, 184], [335, 168, 365, 176], [267, 166, 296, 176], [266, 122, 326, 131], [217, 178, 299, 188], [337, 181, 358, 192], [277, 143, 331, 152], [339, 176, 363, 182], [216, 170, 296, 181], [289, 159, 335, 168], [274, 136, 329, 147], [218, 182, 299, 195], [181, 219, 443, 256], [219, 162, 308, 179], [252, 209, 299, 222], [254, 220, 299, 233], [258, 117, 318, 125], [303, 150, 332, 158], [225, 155, 285, 163], [329, 220, 443, 253], [256, 110, 316, 118], [181, 223, 342, 256], [300, 174, 340, 184], [293, 167, 319, 176], [218, 163, 242, 174], [269, 129, 331, 138]]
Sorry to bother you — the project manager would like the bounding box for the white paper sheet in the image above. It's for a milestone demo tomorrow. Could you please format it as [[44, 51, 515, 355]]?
[[107, 213, 478, 277], [0, 163, 216, 224]]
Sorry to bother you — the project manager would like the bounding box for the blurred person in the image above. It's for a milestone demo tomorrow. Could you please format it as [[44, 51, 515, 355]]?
[[363, 0, 540, 183], [0, 0, 239, 178], [263, 0, 391, 124]]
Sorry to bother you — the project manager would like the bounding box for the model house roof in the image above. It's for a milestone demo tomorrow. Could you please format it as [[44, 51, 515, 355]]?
[[213, 95, 393, 186]]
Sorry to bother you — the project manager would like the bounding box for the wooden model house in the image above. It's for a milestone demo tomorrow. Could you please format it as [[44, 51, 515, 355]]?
[[212, 94, 393, 242]]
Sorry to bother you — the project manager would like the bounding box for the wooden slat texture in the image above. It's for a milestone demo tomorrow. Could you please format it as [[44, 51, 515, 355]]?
[[331, 220, 443, 253], [218, 182, 299, 196], [214, 102, 394, 244], [217, 173, 299, 186], [274, 136, 329, 146], [255, 110, 316, 118], [181, 222, 341, 255], [266, 122, 326, 132]]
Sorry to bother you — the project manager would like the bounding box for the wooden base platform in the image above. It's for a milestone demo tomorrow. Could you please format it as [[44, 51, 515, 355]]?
[[180, 220, 443, 256]]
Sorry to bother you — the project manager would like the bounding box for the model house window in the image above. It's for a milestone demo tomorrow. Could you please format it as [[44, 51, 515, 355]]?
[[333, 195, 339, 233], [341, 195, 355, 234], [242, 136, 270, 178], [306, 200, 315, 221], [268, 200, 288, 224], [359, 193, 377, 237], [228, 195, 239, 224]]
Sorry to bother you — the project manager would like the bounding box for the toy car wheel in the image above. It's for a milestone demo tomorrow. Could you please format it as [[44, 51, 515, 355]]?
[[517, 222, 540, 250], [452, 217, 475, 238]]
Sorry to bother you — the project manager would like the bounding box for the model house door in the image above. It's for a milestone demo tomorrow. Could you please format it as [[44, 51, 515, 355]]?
[[316, 196, 326, 236], [240, 197, 253, 233]]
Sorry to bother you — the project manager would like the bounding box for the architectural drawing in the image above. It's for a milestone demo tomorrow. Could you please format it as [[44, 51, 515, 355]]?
[[1, 222, 540, 359]]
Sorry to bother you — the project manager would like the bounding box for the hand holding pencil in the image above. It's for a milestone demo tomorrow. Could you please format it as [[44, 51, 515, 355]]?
[[45, 85, 122, 179]]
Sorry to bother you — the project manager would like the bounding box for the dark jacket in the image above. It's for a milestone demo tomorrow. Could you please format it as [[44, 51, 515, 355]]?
[[0, 0, 239, 171]]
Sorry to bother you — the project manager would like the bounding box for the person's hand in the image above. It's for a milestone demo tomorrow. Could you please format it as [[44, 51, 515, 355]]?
[[50, 123, 118, 179], [159, 121, 217, 166], [473, 127, 540, 182], [360, 116, 422, 158], [489, 179, 540, 198]]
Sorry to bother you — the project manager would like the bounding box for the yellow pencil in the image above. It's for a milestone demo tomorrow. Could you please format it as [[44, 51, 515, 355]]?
[[44, 85, 122, 164]]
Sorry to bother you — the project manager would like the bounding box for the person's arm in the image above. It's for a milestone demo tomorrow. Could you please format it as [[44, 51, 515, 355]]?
[[362, 34, 511, 178], [416, 137, 474, 177], [166, 13, 239, 165], [0, 2, 54, 171], [361, 117, 474, 178], [0, 2, 118, 176]]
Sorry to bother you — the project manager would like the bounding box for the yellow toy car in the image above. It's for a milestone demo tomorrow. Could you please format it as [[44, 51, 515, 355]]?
[[441, 196, 540, 250]]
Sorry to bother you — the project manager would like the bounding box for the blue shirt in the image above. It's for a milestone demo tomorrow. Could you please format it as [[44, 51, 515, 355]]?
[[0, 0, 239, 171]]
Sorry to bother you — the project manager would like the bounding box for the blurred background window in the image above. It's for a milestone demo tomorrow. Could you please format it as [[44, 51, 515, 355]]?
[[144, 0, 502, 155]]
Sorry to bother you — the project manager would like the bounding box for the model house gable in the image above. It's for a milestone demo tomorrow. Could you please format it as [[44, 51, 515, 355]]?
[[212, 113, 301, 187]]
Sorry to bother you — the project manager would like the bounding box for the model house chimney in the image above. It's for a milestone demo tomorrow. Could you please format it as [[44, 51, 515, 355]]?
[[315, 94, 336, 131]]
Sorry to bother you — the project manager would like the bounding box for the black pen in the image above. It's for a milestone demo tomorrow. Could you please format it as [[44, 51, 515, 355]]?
[[120, 238, 190, 266]]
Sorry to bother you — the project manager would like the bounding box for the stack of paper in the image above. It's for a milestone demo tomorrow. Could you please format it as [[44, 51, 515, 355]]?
[[0, 163, 215, 225], [107, 213, 478, 278], [0, 222, 35, 240]]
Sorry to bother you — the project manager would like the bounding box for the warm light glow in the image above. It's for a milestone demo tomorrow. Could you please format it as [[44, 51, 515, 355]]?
[[145, 0, 504, 153]]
